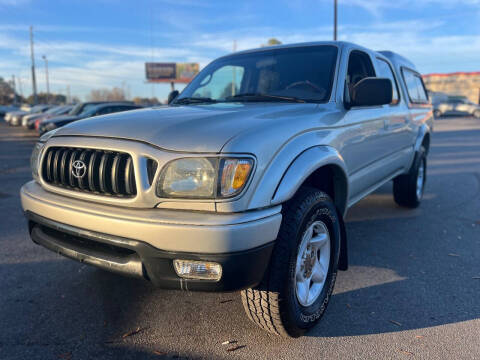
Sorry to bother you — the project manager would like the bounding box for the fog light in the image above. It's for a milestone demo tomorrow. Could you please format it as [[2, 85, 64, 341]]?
[[173, 259, 222, 281]]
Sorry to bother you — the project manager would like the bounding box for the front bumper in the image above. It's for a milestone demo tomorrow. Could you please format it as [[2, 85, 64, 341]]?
[[21, 181, 282, 291]]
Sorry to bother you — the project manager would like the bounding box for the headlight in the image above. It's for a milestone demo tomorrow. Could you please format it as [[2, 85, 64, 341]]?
[[157, 157, 253, 199], [30, 142, 45, 181]]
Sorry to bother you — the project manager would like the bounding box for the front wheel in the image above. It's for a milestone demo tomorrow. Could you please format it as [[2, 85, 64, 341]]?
[[393, 146, 427, 208], [473, 110, 480, 119], [241, 187, 340, 337]]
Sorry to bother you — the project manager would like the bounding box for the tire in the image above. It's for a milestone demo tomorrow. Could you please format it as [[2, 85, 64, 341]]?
[[473, 110, 480, 119], [393, 146, 427, 208], [241, 187, 341, 337], [433, 109, 442, 118]]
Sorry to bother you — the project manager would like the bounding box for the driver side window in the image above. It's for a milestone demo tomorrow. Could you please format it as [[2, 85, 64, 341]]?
[[346, 50, 376, 102]]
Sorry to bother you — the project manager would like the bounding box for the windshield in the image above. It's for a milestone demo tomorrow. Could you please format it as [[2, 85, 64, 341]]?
[[69, 103, 83, 115], [79, 103, 101, 115], [45, 106, 63, 114], [176, 45, 338, 104], [30, 105, 44, 113]]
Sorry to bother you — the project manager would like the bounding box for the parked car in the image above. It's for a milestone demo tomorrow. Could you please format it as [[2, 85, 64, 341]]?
[[0, 105, 19, 118], [9, 104, 53, 126], [21, 41, 432, 337], [38, 102, 141, 135], [433, 96, 480, 118], [26, 105, 74, 129], [23, 105, 70, 128]]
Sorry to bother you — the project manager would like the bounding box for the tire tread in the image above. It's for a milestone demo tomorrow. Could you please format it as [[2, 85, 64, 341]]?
[[241, 187, 333, 337]]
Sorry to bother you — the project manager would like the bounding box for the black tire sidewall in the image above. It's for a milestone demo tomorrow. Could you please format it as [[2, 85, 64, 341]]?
[[284, 192, 340, 333]]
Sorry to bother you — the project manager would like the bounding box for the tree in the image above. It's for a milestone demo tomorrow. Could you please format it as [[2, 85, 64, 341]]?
[[26, 92, 66, 105], [132, 97, 160, 106], [88, 87, 126, 101], [262, 38, 282, 47], [0, 77, 17, 105]]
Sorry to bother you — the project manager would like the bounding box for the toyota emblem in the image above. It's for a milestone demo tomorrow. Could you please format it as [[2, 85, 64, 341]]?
[[72, 160, 87, 179]]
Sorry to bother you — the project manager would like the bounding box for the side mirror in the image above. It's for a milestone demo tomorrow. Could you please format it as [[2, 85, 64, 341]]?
[[349, 77, 392, 108], [167, 90, 179, 104]]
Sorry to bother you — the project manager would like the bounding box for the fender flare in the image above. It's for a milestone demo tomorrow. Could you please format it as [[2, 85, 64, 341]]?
[[271, 145, 350, 270], [414, 123, 431, 155], [271, 146, 349, 216]]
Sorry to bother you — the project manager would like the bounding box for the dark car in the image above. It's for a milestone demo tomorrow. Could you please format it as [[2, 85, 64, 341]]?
[[39, 102, 141, 135]]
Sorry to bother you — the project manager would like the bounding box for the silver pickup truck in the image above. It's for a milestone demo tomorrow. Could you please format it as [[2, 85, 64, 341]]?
[[21, 41, 432, 337]]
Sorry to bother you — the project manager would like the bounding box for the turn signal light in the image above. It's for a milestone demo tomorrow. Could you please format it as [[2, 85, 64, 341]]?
[[173, 259, 222, 281]]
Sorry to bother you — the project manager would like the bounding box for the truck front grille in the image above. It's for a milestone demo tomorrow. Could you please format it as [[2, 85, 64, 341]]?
[[41, 147, 137, 197]]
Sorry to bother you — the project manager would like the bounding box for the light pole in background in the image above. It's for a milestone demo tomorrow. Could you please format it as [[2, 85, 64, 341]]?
[[334, 0, 337, 41], [42, 55, 50, 104], [29, 26, 38, 104]]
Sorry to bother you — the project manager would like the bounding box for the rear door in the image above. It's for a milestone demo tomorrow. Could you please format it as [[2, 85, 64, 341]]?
[[375, 57, 414, 162], [401, 67, 431, 145]]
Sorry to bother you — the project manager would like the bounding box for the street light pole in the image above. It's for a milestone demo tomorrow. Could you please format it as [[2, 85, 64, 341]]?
[[42, 55, 50, 104], [334, 0, 337, 41], [29, 26, 38, 104]]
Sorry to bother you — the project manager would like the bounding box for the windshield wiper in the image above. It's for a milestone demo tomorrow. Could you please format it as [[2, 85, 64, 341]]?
[[174, 97, 217, 105], [225, 93, 306, 103]]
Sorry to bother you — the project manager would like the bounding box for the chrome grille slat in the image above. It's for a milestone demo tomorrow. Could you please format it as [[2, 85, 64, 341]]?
[[45, 149, 54, 182], [111, 154, 121, 194], [99, 152, 109, 194], [41, 147, 136, 198], [59, 149, 70, 185], [52, 149, 62, 183], [88, 151, 98, 192], [124, 157, 135, 195]]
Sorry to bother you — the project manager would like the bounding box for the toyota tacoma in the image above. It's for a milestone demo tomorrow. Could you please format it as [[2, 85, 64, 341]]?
[[21, 41, 432, 337]]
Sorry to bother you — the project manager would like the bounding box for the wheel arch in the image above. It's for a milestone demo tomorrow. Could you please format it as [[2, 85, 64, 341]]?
[[271, 146, 349, 271], [415, 123, 431, 156], [271, 146, 349, 217]]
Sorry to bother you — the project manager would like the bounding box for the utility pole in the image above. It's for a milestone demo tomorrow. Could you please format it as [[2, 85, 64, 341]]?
[[333, 0, 337, 41], [42, 55, 50, 104], [29, 26, 38, 104], [11, 75, 17, 105]]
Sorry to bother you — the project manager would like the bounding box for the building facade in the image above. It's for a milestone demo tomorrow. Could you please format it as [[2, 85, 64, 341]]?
[[423, 72, 480, 104]]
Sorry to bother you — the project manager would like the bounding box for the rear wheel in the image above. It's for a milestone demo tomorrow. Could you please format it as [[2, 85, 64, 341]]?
[[241, 187, 340, 337], [473, 110, 480, 119], [393, 146, 427, 208], [433, 109, 442, 118]]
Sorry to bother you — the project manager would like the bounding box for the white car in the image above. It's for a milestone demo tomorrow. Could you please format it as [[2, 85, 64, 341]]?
[[434, 97, 480, 118]]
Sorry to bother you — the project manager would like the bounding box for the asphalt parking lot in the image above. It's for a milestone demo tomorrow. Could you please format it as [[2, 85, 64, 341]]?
[[1, 117, 479, 360]]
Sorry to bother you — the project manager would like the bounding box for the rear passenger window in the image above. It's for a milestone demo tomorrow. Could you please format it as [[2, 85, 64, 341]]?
[[402, 68, 428, 104], [376, 58, 400, 105]]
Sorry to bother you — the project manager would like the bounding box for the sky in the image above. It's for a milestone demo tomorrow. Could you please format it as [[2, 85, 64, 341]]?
[[1, 0, 479, 101]]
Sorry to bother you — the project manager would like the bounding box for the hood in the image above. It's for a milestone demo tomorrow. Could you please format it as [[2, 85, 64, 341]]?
[[47, 114, 81, 124], [54, 103, 331, 153], [11, 110, 28, 116]]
